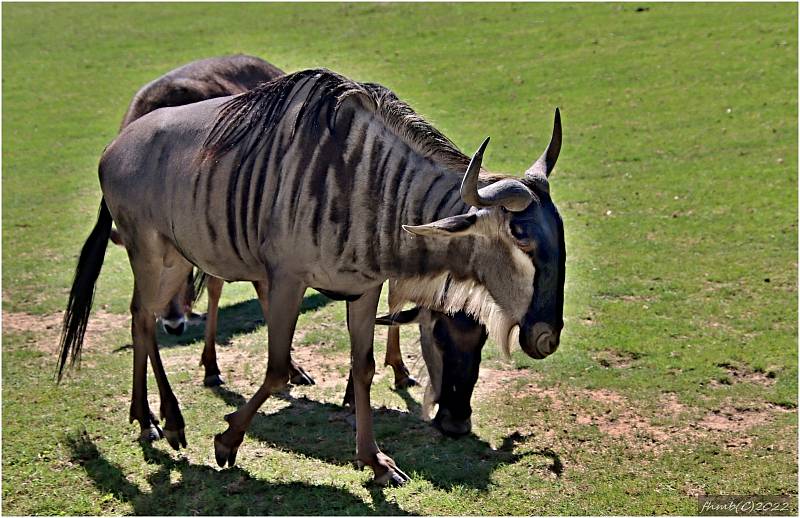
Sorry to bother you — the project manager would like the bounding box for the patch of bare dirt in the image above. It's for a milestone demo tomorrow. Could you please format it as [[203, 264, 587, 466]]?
[[593, 349, 642, 369], [711, 362, 777, 387], [2, 310, 129, 354], [476, 367, 531, 398], [695, 403, 792, 433], [289, 339, 350, 390], [500, 382, 794, 454]]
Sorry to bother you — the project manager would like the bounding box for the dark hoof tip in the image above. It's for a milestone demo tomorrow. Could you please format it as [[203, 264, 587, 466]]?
[[214, 434, 238, 468], [139, 424, 164, 443], [394, 376, 418, 389], [373, 469, 411, 487], [164, 428, 186, 450], [204, 374, 225, 387], [291, 373, 315, 386]]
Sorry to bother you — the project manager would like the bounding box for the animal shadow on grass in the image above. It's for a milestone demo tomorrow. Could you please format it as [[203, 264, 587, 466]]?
[[211, 386, 562, 491], [65, 429, 410, 515], [152, 292, 333, 350]]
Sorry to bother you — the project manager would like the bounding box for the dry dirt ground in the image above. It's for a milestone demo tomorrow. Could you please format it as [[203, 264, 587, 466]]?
[[5, 308, 791, 469]]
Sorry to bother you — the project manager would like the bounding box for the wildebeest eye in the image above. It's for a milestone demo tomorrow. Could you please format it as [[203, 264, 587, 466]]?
[[509, 222, 535, 251], [510, 222, 527, 240]]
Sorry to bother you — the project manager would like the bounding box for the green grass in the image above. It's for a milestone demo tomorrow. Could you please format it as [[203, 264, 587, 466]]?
[[2, 2, 797, 515]]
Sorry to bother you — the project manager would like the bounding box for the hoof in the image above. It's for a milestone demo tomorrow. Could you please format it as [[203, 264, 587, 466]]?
[[214, 433, 240, 468], [289, 364, 315, 386], [394, 375, 418, 389], [164, 428, 187, 450], [290, 372, 315, 386], [139, 423, 164, 442], [363, 453, 411, 486], [204, 374, 225, 387], [373, 468, 411, 486], [342, 376, 355, 407], [341, 392, 355, 408]]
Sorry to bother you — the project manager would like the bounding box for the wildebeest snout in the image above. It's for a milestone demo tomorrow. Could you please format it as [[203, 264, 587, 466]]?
[[520, 322, 561, 359]]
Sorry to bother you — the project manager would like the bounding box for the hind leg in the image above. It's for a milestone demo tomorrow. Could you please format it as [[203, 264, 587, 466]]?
[[342, 326, 416, 408], [127, 232, 192, 449], [385, 281, 416, 388], [201, 276, 225, 386], [129, 306, 163, 442], [252, 280, 314, 386], [384, 325, 417, 389]]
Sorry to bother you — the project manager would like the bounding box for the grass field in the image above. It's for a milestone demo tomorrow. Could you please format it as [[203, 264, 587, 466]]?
[[2, 2, 797, 515]]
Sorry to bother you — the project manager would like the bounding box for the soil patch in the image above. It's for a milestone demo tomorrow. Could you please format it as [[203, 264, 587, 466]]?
[[593, 349, 642, 369], [2, 310, 129, 354], [712, 362, 777, 387], [505, 382, 794, 454]]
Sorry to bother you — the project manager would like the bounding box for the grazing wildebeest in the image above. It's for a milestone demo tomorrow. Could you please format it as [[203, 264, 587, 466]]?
[[377, 304, 487, 437], [116, 54, 417, 391], [58, 68, 564, 485], [119, 54, 284, 130]]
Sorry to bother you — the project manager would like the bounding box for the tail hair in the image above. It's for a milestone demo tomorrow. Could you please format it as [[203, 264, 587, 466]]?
[[191, 270, 210, 305], [56, 199, 113, 382]]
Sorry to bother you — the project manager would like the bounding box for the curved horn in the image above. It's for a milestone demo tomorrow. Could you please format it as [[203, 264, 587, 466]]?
[[460, 137, 491, 208], [526, 108, 562, 179], [460, 137, 535, 212]]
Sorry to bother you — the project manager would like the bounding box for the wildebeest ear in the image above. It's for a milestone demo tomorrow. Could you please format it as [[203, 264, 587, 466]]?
[[402, 213, 477, 237], [375, 307, 421, 325]]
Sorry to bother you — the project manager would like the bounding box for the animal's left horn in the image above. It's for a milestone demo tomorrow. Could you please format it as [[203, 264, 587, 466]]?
[[525, 108, 562, 179], [461, 137, 534, 212]]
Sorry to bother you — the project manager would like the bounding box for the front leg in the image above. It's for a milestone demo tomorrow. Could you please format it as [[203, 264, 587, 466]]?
[[348, 286, 410, 486], [214, 276, 306, 467]]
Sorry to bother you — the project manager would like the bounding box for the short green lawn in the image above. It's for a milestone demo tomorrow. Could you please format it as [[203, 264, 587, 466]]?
[[3, 2, 797, 515]]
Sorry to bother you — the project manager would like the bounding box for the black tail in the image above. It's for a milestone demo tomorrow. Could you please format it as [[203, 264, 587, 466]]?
[[191, 270, 210, 305], [57, 199, 113, 382]]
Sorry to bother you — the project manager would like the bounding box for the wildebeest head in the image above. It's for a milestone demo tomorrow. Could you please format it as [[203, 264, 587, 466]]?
[[377, 308, 486, 437], [403, 110, 565, 360]]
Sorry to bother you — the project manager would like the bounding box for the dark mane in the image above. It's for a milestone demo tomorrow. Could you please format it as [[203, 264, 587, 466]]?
[[203, 68, 470, 170]]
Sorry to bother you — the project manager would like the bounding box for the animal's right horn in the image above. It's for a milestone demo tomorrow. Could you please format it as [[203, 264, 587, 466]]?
[[525, 108, 562, 180]]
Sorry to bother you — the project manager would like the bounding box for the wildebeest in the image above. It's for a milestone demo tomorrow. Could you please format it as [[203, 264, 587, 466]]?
[[115, 54, 418, 391], [377, 304, 487, 436], [58, 68, 564, 485], [119, 54, 284, 131]]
